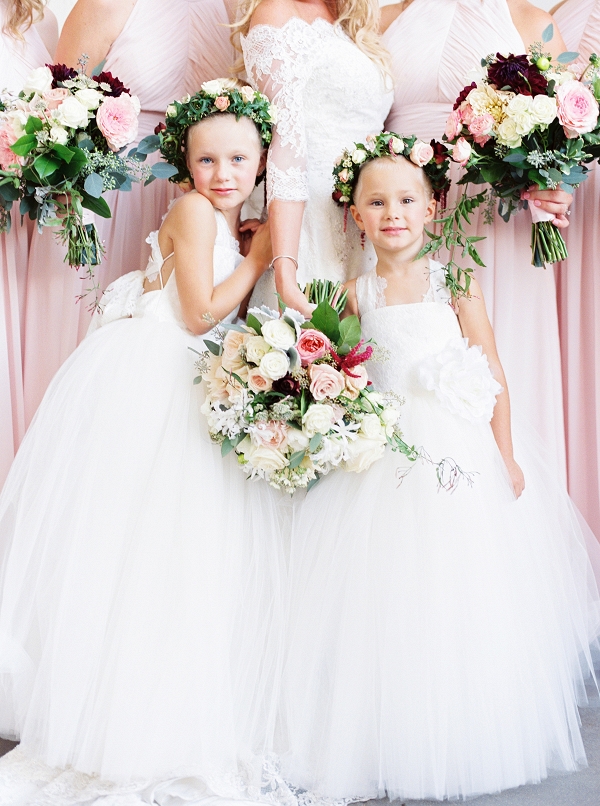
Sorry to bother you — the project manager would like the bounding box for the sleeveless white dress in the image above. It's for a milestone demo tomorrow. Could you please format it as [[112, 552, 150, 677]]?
[[280, 262, 600, 801], [242, 17, 392, 308], [0, 212, 287, 804]]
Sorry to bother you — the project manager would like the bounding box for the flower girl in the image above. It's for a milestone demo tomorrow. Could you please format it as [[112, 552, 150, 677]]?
[[0, 84, 286, 803], [280, 133, 600, 802]]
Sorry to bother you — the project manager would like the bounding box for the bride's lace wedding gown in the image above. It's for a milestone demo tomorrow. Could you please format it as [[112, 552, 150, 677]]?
[[242, 17, 392, 308]]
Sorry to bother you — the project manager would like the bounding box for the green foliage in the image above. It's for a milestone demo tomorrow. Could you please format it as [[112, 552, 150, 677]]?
[[246, 313, 263, 335], [309, 301, 340, 344]]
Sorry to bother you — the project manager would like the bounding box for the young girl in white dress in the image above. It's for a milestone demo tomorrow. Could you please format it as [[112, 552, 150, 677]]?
[[279, 134, 600, 802], [0, 85, 287, 805]]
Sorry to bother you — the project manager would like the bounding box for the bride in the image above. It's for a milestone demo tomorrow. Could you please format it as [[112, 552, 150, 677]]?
[[236, 0, 392, 315]]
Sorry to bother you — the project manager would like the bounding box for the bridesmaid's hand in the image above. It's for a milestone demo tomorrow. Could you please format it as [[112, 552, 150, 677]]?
[[239, 218, 264, 258], [522, 187, 573, 229], [504, 456, 525, 499], [246, 220, 272, 274]]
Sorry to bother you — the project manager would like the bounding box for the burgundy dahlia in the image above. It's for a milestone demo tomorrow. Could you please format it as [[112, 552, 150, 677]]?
[[430, 139, 448, 166], [94, 71, 130, 97], [487, 53, 548, 97], [154, 121, 167, 135], [453, 82, 477, 110], [46, 63, 78, 87], [272, 375, 300, 396]]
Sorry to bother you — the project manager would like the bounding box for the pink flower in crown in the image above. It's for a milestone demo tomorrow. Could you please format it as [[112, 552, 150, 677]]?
[[214, 96, 230, 111], [445, 109, 462, 140], [409, 140, 434, 167], [556, 80, 599, 138], [468, 113, 495, 146], [96, 94, 139, 151]]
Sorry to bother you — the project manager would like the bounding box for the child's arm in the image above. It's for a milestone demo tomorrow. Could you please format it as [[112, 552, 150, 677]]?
[[162, 193, 271, 336], [341, 279, 358, 320], [455, 279, 525, 498]]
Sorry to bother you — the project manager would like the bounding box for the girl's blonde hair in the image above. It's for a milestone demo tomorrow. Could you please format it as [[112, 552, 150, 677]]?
[[2, 0, 45, 39], [232, 0, 391, 78]]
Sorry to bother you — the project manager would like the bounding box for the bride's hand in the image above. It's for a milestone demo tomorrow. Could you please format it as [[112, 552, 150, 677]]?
[[522, 186, 573, 229], [504, 456, 525, 499]]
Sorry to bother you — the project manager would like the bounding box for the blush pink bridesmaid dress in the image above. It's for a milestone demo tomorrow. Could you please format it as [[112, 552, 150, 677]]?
[[553, 0, 600, 538], [21, 0, 235, 426], [0, 6, 51, 487], [382, 0, 567, 480]]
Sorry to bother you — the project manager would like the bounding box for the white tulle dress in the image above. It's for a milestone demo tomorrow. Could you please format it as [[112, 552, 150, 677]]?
[[0, 211, 288, 805], [279, 261, 600, 802]]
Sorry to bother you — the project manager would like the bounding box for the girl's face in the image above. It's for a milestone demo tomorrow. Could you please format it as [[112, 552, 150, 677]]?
[[186, 114, 266, 211], [350, 157, 436, 258]]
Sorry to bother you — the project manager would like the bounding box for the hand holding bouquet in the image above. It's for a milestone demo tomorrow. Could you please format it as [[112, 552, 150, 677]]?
[[0, 59, 149, 279], [444, 26, 600, 266], [197, 302, 418, 493]]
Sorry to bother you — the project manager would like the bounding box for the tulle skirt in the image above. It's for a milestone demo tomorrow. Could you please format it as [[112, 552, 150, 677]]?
[[0, 316, 287, 801], [280, 395, 600, 802]]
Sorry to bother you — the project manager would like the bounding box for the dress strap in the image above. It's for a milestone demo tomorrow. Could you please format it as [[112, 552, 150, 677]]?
[[355, 270, 387, 318]]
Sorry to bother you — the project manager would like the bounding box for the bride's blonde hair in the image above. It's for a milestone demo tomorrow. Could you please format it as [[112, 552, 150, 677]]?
[[232, 0, 391, 77], [2, 0, 45, 39]]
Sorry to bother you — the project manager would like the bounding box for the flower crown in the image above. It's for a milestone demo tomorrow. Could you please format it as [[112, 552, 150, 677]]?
[[158, 78, 276, 184], [332, 131, 450, 206]]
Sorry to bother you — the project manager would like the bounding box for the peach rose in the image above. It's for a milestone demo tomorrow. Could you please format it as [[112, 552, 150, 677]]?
[[409, 140, 434, 167], [250, 420, 289, 450], [221, 329, 248, 370], [342, 365, 368, 400], [556, 80, 599, 138], [214, 96, 230, 111], [43, 87, 69, 111], [96, 94, 139, 151], [247, 367, 273, 393], [309, 363, 345, 401], [296, 329, 331, 366]]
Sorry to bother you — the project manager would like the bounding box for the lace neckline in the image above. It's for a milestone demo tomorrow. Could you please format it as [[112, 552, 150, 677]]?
[[373, 260, 440, 309], [245, 16, 339, 37]]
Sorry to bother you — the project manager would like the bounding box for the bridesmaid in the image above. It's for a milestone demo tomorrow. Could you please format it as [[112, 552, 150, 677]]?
[[21, 0, 235, 425], [553, 0, 600, 538], [381, 0, 573, 479], [0, 0, 55, 487]]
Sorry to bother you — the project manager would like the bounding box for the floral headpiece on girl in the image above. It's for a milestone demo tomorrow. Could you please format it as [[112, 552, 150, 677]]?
[[332, 131, 450, 207], [156, 78, 277, 184]]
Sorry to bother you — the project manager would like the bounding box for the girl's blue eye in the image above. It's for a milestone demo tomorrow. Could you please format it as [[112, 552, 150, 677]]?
[[199, 157, 212, 164], [233, 156, 245, 163], [402, 198, 414, 204], [371, 200, 383, 206]]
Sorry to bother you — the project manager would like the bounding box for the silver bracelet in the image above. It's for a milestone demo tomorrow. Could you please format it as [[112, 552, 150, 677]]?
[[269, 255, 299, 271]]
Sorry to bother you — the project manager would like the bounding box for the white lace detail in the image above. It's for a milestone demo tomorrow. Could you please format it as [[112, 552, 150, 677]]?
[[87, 271, 145, 333], [266, 156, 309, 204], [144, 230, 169, 282], [355, 271, 387, 317]]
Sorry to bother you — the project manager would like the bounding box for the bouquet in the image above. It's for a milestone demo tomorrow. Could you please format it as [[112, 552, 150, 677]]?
[[196, 301, 419, 493], [303, 278, 348, 315], [0, 59, 151, 276], [443, 25, 600, 266]]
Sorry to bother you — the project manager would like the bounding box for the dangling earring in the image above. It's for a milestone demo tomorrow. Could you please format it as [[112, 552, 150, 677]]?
[[360, 230, 366, 250], [343, 203, 348, 233]]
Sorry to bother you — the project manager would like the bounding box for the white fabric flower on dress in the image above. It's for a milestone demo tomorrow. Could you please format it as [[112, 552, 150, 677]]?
[[419, 337, 503, 423]]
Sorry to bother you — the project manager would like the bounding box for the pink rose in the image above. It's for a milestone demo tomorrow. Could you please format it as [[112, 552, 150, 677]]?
[[0, 120, 23, 170], [96, 95, 139, 151], [247, 367, 273, 394], [250, 420, 288, 450], [43, 88, 69, 111], [451, 136, 472, 166], [459, 102, 475, 126], [309, 363, 346, 401], [214, 96, 230, 111], [468, 114, 494, 146], [445, 109, 462, 140], [409, 140, 434, 167], [342, 365, 368, 400], [296, 329, 331, 366], [556, 80, 599, 138]]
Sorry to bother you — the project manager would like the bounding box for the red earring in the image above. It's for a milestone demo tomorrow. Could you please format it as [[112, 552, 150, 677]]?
[[360, 230, 365, 250]]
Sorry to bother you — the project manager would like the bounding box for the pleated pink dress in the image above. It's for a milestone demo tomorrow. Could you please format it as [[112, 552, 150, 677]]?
[[21, 0, 234, 425], [553, 0, 600, 538], [383, 0, 567, 479], [0, 10, 50, 487]]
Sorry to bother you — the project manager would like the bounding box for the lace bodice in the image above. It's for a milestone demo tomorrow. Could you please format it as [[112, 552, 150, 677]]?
[[89, 210, 242, 340]]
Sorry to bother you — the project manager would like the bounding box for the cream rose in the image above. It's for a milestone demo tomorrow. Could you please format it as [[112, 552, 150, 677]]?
[[244, 443, 288, 473], [166, 104, 177, 118], [344, 436, 386, 473], [352, 148, 367, 164], [240, 85, 255, 103], [496, 117, 522, 148], [268, 103, 278, 124], [309, 363, 346, 401], [303, 403, 335, 437], [23, 66, 53, 96], [75, 88, 103, 111], [259, 349, 290, 381], [247, 367, 273, 393], [261, 318, 296, 351], [221, 329, 248, 367], [510, 110, 536, 137], [49, 125, 69, 145], [359, 412, 385, 440], [201, 79, 227, 95], [381, 407, 400, 437], [409, 140, 434, 167], [245, 335, 271, 365], [342, 365, 368, 398], [506, 94, 532, 116], [530, 94, 558, 126], [56, 96, 90, 129], [390, 135, 404, 154]]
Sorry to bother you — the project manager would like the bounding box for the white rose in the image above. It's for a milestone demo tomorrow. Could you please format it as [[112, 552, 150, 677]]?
[[530, 94, 557, 126], [23, 66, 53, 96], [360, 412, 385, 440], [6, 109, 28, 138], [381, 407, 400, 436], [240, 85, 255, 103], [496, 116, 522, 148], [259, 349, 290, 380], [75, 88, 103, 110], [245, 335, 271, 365], [352, 148, 367, 164], [56, 96, 90, 129], [506, 94, 532, 116], [344, 436, 386, 474], [268, 103, 278, 124], [546, 69, 576, 86], [166, 104, 177, 118], [390, 136, 404, 154], [511, 110, 536, 136], [201, 79, 226, 95], [286, 428, 310, 453], [48, 125, 69, 145], [261, 318, 296, 350], [243, 442, 288, 473], [302, 403, 335, 437]]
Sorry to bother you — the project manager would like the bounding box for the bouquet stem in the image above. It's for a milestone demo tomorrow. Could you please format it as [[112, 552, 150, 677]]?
[[60, 218, 104, 268], [302, 279, 348, 315], [530, 221, 568, 268]]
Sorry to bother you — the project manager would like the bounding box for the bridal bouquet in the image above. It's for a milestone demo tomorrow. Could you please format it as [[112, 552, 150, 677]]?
[[444, 26, 600, 266], [0, 60, 149, 269], [197, 302, 418, 492]]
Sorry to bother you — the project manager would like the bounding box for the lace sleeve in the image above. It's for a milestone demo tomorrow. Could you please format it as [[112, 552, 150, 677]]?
[[242, 22, 316, 205]]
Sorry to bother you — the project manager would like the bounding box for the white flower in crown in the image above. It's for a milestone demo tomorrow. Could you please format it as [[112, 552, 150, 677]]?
[[240, 85, 255, 103], [166, 104, 177, 118], [390, 136, 404, 154], [201, 78, 238, 96], [352, 148, 367, 164], [268, 103, 278, 124]]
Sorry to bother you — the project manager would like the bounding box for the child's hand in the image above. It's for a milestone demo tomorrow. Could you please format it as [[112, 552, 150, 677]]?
[[246, 219, 272, 272], [504, 457, 525, 499]]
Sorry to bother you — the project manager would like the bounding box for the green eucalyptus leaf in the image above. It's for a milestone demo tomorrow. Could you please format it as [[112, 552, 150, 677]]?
[[309, 433, 322, 452], [556, 51, 579, 64], [246, 313, 262, 335], [135, 134, 161, 155], [203, 339, 222, 356], [151, 162, 178, 179], [80, 191, 111, 218], [542, 22, 554, 43], [289, 450, 307, 469], [84, 172, 104, 198]]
